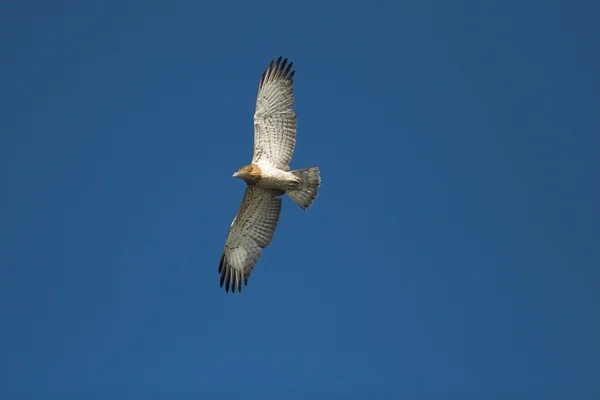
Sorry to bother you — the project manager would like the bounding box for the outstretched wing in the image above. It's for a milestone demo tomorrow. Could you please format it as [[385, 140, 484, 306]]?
[[252, 57, 297, 170], [219, 186, 283, 293]]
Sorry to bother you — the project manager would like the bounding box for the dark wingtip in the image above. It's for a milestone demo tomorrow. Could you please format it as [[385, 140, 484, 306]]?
[[236, 276, 242, 293], [260, 56, 295, 89], [219, 255, 248, 294]]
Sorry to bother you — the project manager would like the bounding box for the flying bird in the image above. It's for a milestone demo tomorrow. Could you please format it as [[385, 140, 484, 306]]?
[[218, 57, 321, 293]]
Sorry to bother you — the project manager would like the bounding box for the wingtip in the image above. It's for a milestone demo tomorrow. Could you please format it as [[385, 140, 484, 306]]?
[[219, 255, 248, 294], [259, 56, 295, 89]]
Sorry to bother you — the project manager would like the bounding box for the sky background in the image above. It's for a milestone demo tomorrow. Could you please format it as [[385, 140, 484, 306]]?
[[1, 0, 599, 397]]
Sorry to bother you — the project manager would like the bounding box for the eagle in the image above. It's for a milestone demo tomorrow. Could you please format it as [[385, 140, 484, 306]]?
[[218, 57, 321, 293]]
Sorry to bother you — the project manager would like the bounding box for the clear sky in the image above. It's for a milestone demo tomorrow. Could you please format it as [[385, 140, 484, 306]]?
[[1, 0, 598, 397]]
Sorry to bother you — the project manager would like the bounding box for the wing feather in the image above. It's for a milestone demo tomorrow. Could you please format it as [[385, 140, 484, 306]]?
[[252, 57, 297, 170], [219, 186, 283, 293]]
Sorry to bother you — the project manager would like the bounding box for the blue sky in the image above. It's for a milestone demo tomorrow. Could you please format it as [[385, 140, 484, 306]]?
[[1, 0, 598, 397]]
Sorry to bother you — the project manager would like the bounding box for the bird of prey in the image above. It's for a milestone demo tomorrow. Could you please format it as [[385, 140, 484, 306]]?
[[218, 57, 321, 293]]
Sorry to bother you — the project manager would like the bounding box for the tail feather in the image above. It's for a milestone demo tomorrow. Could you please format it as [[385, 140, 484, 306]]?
[[287, 166, 321, 210]]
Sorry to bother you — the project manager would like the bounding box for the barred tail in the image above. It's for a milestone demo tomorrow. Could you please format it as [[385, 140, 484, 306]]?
[[287, 166, 321, 210]]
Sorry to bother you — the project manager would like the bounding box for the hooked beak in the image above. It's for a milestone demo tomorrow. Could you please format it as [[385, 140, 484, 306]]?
[[232, 171, 239, 178]]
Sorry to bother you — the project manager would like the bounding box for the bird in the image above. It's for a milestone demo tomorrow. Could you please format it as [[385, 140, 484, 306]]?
[[218, 57, 321, 293]]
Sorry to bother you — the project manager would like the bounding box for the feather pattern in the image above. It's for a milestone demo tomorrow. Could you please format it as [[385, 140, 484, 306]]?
[[219, 186, 282, 293], [252, 57, 297, 170]]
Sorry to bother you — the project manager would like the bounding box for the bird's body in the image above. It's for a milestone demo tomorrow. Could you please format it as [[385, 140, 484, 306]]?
[[218, 57, 321, 293], [234, 162, 300, 191]]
